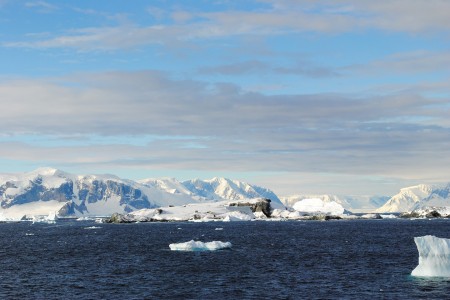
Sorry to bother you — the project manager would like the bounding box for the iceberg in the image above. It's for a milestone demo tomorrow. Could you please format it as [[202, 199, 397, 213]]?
[[411, 235, 450, 277], [223, 211, 253, 222], [169, 240, 232, 251], [292, 198, 345, 215], [31, 211, 58, 224]]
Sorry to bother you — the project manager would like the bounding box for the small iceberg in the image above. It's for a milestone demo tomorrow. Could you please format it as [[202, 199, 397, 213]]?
[[32, 211, 58, 224], [169, 240, 232, 251], [411, 235, 450, 277], [84, 226, 101, 230], [222, 211, 253, 222]]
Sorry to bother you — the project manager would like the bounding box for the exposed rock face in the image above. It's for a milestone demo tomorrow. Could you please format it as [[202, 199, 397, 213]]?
[[426, 211, 441, 218], [1, 178, 73, 209], [0, 170, 152, 216], [228, 198, 272, 217], [105, 209, 164, 223], [104, 213, 135, 223], [400, 207, 450, 218], [0, 168, 282, 218], [76, 179, 151, 213]]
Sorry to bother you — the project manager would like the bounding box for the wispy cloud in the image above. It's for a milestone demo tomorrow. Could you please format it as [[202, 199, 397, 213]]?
[[199, 60, 339, 78], [25, 1, 58, 13], [5, 1, 450, 51], [350, 50, 450, 75]]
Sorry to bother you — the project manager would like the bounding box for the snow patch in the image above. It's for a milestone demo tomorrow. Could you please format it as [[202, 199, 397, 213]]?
[[411, 235, 450, 277], [169, 240, 232, 251]]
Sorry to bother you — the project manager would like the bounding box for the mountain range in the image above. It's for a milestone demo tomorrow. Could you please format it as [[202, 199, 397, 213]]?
[[1, 167, 450, 218], [0, 167, 281, 218]]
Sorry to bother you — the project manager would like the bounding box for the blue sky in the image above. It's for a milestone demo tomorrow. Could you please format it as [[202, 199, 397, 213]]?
[[1, 0, 450, 197]]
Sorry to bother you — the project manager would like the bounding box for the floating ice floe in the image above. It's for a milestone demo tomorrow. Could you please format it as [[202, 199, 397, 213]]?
[[411, 235, 450, 277], [84, 226, 102, 230], [77, 216, 94, 221], [223, 211, 253, 222], [169, 240, 232, 251]]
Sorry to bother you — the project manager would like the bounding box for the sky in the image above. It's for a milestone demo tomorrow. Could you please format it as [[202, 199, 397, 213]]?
[[1, 0, 450, 197]]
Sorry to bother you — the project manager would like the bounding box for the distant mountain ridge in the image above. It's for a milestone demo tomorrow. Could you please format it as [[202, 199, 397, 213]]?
[[280, 194, 389, 212], [4, 167, 447, 218], [181, 177, 280, 202], [0, 168, 282, 218], [376, 184, 450, 213]]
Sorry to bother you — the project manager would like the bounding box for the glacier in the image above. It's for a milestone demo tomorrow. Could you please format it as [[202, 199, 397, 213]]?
[[169, 240, 232, 251], [411, 235, 450, 277]]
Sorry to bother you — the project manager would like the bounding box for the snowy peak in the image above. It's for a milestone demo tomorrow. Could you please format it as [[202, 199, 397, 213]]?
[[26, 167, 60, 177], [138, 177, 193, 195], [0, 168, 153, 217], [182, 177, 281, 203], [0, 169, 283, 218], [399, 184, 435, 198], [376, 184, 450, 213]]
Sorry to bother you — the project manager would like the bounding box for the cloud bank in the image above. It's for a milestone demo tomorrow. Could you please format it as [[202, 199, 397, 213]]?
[[1, 71, 449, 185]]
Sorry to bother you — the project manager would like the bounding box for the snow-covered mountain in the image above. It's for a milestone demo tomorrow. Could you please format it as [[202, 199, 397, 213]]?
[[138, 177, 194, 196], [181, 177, 281, 203], [0, 168, 282, 219], [376, 184, 450, 213]]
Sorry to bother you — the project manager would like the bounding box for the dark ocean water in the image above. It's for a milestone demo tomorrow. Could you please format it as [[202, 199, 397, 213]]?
[[1, 219, 450, 299]]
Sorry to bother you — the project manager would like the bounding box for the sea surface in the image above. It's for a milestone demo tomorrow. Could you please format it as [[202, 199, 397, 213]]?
[[1, 219, 450, 299]]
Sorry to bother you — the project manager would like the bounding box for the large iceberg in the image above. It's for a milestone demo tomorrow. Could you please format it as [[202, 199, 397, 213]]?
[[411, 235, 450, 277], [169, 240, 232, 251], [292, 198, 345, 215]]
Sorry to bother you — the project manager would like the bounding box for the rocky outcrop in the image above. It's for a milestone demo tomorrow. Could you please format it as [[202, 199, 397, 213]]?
[[104, 213, 136, 223], [105, 209, 164, 223], [228, 198, 272, 217], [400, 207, 450, 218]]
